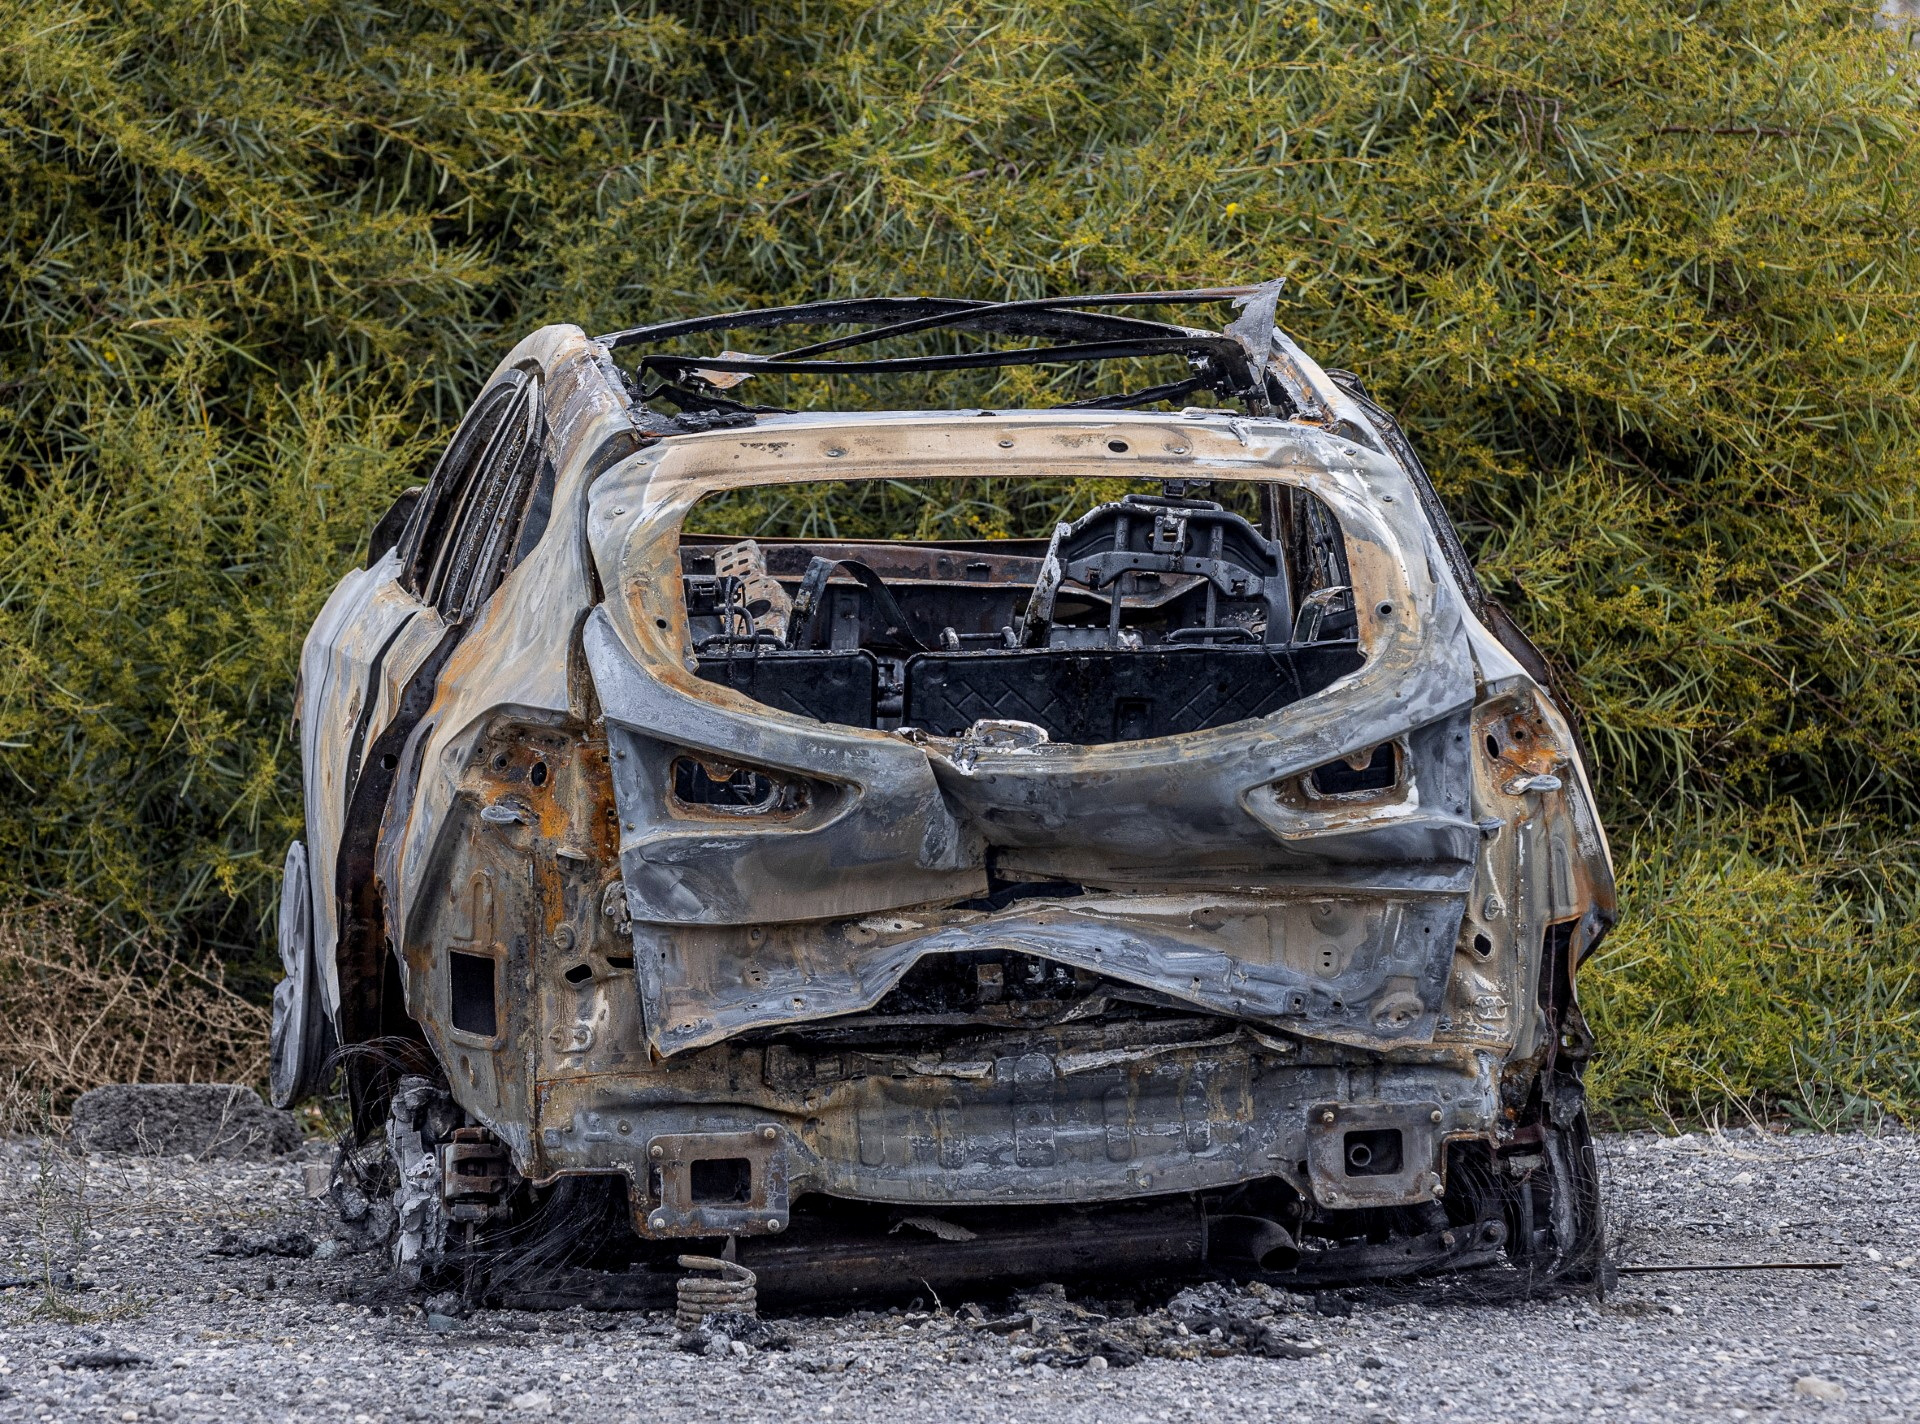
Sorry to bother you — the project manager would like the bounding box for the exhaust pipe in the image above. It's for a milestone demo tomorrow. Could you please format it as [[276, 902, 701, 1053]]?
[[1205, 1214, 1300, 1272]]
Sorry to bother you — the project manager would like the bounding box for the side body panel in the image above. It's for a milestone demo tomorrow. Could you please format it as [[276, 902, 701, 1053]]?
[[372, 327, 641, 1162], [297, 556, 437, 1017]]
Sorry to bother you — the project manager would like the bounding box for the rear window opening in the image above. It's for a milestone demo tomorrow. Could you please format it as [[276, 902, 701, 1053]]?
[[680, 475, 1361, 744]]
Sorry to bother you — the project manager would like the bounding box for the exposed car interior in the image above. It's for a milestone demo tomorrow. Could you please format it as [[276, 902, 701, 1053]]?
[[681, 478, 1362, 743]]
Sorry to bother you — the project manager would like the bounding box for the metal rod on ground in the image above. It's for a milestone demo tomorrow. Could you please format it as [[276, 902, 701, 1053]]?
[[1617, 1261, 1844, 1274]]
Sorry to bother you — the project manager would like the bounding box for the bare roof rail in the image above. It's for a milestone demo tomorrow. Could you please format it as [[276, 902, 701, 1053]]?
[[594, 288, 1279, 413]]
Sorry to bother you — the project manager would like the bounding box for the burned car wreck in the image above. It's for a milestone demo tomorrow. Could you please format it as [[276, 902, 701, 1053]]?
[[274, 284, 1616, 1307]]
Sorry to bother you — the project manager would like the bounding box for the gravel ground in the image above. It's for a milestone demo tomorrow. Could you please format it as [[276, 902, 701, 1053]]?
[[0, 1128, 1915, 1423]]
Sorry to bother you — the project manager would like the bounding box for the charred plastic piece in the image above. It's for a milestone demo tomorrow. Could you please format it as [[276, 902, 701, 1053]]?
[[282, 286, 1617, 1302]]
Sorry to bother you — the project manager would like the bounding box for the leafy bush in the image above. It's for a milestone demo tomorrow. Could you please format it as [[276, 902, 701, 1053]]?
[[1586, 819, 1920, 1126], [1, 0, 1915, 1116]]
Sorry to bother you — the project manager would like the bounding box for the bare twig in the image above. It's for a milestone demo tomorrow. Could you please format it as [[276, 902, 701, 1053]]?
[[0, 904, 268, 1134]]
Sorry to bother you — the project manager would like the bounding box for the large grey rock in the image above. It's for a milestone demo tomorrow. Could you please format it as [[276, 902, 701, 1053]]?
[[70, 1083, 302, 1159]]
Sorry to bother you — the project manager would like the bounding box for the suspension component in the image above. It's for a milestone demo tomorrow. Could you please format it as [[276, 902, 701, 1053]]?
[[439, 1126, 513, 1224], [676, 1254, 758, 1328]]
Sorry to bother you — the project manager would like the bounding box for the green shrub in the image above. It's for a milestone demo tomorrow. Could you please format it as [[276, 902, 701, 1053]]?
[[1586, 818, 1920, 1125], [1, 0, 1915, 1116], [0, 365, 428, 966]]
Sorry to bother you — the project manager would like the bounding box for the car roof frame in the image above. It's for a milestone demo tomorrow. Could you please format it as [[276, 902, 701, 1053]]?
[[593, 287, 1292, 414]]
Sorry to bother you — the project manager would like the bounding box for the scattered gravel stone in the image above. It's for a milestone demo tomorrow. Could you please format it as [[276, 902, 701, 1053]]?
[[69, 1083, 300, 1158], [1794, 1376, 1848, 1402], [209, 1228, 314, 1259], [0, 1128, 1915, 1421], [677, 1312, 789, 1356]]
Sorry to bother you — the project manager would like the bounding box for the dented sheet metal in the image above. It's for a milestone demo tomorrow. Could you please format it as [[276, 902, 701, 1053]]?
[[578, 409, 1488, 1059]]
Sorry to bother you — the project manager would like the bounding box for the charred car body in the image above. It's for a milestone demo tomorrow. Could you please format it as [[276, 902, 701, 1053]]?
[[275, 285, 1616, 1301]]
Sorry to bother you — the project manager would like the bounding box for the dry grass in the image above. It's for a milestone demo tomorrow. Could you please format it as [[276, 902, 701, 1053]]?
[[0, 903, 269, 1135]]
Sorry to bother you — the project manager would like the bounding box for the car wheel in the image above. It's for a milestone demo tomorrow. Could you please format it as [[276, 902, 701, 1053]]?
[[270, 839, 335, 1108], [1507, 1072, 1609, 1286]]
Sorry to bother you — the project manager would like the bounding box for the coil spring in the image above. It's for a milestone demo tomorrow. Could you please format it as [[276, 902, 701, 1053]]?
[[676, 1254, 758, 1328]]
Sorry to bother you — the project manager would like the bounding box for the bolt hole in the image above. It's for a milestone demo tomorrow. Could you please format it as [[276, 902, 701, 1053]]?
[[1107, 439, 1129, 452], [1376, 601, 1394, 617], [492, 752, 510, 771], [655, 618, 669, 629]]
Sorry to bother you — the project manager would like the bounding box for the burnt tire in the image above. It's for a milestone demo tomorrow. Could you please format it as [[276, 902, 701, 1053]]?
[[1506, 1074, 1608, 1288]]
